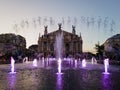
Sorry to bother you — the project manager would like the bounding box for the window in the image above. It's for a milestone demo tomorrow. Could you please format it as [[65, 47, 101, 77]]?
[[50, 43, 54, 51]]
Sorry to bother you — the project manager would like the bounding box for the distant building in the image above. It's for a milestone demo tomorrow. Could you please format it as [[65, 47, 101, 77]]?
[[28, 45, 38, 53], [104, 34, 120, 52], [104, 34, 120, 60], [38, 24, 83, 58], [28, 44, 38, 58]]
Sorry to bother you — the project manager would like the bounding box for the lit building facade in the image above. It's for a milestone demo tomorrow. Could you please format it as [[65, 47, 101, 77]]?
[[38, 24, 83, 58]]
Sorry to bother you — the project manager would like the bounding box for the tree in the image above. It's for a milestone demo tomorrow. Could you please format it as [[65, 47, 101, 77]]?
[[94, 42, 104, 60]]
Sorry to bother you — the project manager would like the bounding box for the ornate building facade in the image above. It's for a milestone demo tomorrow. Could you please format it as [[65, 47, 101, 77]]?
[[38, 24, 83, 58]]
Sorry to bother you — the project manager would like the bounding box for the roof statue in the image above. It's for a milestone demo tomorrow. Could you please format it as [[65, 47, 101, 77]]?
[[72, 25, 76, 34], [44, 25, 48, 35], [58, 23, 62, 30], [44, 25, 48, 30], [72, 25, 75, 30]]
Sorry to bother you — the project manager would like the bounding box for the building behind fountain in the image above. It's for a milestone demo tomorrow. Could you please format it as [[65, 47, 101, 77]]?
[[38, 24, 83, 58]]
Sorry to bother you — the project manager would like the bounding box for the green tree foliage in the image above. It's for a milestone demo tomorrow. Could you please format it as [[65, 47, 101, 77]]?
[[94, 42, 104, 60]]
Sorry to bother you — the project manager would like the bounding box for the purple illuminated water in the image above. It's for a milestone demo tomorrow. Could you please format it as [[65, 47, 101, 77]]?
[[23, 57, 28, 63], [55, 32, 63, 59], [91, 57, 97, 64], [10, 57, 16, 74], [74, 59, 77, 68], [0, 58, 120, 90], [56, 72, 63, 90], [57, 58, 62, 74], [33, 58, 37, 67], [103, 58, 110, 74], [82, 59, 86, 67], [55, 32, 63, 74]]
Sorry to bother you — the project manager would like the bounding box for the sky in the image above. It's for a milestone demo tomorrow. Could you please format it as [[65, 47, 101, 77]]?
[[0, 0, 120, 53]]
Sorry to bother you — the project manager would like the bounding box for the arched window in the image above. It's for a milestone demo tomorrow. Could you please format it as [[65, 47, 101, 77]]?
[[50, 43, 54, 51], [43, 42, 47, 51], [66, 43, 70, 52]]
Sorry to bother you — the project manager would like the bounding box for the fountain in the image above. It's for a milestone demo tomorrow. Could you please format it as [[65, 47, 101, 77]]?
[[42, 58, 45, 67], [56, 28, 63, 74], [33, 58, 37, 67], [82, 59, 86, 67], [23, 57, 28, 63], [75, 59, 77, 68], [103, 58, 110, 74], [58, 58, 62, 73], [10, 57, 16, 74], [91, 57, 97, 64]]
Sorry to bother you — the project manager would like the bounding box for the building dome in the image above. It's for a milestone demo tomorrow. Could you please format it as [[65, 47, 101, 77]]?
[[108, 34, 120, 40], [104, 34, 120, 52]]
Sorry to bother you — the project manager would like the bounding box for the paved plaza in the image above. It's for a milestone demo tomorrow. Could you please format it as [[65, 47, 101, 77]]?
[[0, 59, 120, 90]]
